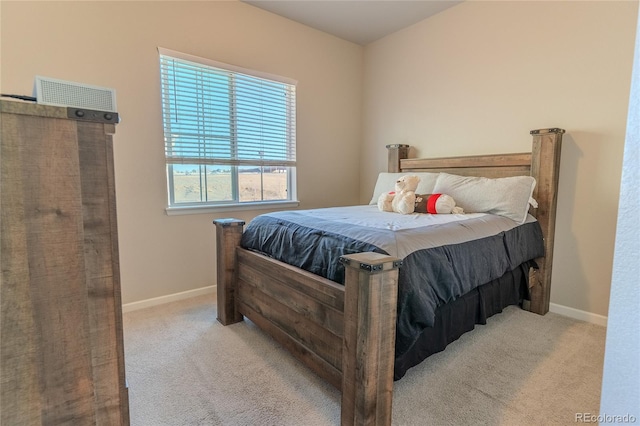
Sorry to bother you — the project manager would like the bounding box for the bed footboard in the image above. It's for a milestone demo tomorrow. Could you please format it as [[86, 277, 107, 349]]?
[[213, 219, 401, 426]]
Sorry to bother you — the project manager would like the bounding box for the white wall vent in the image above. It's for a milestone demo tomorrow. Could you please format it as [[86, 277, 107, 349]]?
[[34, 76, 117, 112]]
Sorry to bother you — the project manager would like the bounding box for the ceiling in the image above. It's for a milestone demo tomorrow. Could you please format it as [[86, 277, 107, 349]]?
[[242, 1, 463, 45]]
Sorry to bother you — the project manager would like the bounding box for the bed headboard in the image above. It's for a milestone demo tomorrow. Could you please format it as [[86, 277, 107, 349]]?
[[387, 128, 564, 315]]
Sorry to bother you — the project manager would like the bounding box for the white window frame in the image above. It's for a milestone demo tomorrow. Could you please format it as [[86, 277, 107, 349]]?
[[158, 47, 298, 215]]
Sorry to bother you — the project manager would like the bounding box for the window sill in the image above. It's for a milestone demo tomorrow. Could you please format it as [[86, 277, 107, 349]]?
[[165, 200, 300, 216]]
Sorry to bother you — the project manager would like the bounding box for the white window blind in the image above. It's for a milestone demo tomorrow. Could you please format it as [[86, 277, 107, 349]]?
[[160, 51, 296, 167], [158, 48, 297, 208]]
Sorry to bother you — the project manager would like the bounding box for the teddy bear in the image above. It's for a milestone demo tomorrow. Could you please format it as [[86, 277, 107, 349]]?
[[377, 175, 420, 214], [414, 193, 464, 214]]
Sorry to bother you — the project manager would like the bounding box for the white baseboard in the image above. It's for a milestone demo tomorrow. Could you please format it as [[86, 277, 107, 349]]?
[[122, 286, 216, 313], [549, 302, 608, 327]]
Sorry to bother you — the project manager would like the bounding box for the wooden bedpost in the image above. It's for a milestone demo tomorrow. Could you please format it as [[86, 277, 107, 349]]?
[[527, 128, 564, 315], [339, 252, 401, 426], [213, 218, 245, 325], [386, 144, 409, 173]]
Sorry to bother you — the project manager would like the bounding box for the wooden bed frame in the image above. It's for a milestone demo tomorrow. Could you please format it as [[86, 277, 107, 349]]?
[[214, 128, 563, 425]]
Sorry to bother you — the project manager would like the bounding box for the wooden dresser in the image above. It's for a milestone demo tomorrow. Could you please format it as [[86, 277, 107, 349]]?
[[1, 100, 129, 425]]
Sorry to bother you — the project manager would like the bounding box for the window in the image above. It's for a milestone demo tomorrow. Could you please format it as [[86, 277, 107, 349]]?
[[158, 48, 297, 212]]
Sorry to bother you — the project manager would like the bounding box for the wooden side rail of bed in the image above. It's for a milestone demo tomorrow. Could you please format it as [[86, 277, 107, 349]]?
[[213, 128, 563, 426]]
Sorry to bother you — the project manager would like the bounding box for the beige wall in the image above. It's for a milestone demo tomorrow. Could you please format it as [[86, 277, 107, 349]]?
[[2, 1, 636, 317], [1, 1, 363, 303], [362, 1, 638, 317]]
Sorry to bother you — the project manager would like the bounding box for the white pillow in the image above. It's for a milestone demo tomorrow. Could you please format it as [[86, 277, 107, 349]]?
[[369, 172, 440, 205], [432, 173, 536, 223]]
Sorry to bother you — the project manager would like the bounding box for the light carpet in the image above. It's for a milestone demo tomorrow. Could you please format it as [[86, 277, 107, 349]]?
[[123, 295, 605, 425]]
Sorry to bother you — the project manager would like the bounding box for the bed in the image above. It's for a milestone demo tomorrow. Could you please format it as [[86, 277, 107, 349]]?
[[213, 128, 563, 425]]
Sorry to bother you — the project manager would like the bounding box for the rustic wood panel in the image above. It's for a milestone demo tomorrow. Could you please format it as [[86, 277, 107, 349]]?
[[401, 152, 531, 170], [2, 111, 47, 426], [212, 235, 347, 389], [340, 253, 399, 426], [77, 121, 128, 425], [400, 153, 532, 179], [1, 112, 97, 425], [104, 126, 130, 424], [385, 144, 409, 173], [1, 101, 129, 425], [239, 301, 343, 389], [0, 100, 67, 118], [238, 278, 343, 370], [213, 219, 245, 325], [528, 129, 563, 314], [400, 166, 531, 178], [238, 261, 344, 337], [237, 248, 344, 311]]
